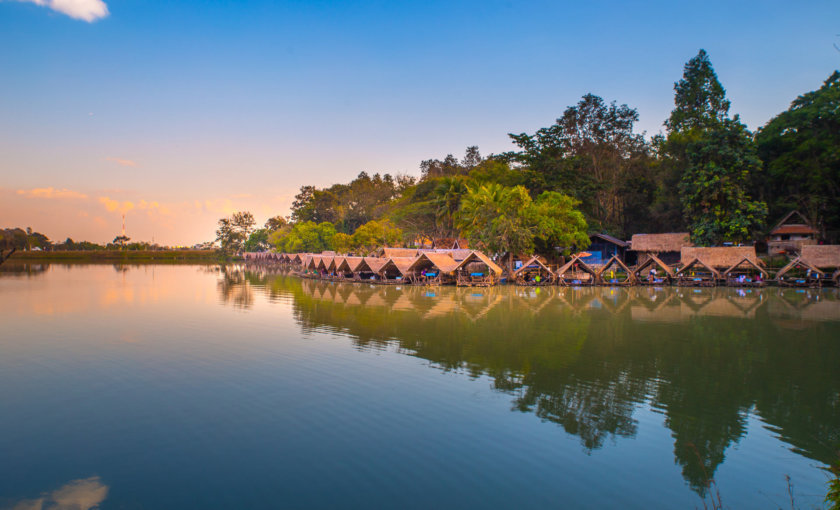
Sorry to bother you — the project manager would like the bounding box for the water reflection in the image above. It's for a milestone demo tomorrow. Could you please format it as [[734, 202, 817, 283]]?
[[221, 267, 840, 494], [3, 477, 108, 510]]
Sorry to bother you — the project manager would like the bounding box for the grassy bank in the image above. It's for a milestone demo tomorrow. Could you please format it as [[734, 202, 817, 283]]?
[[9, 249, 224, 262]]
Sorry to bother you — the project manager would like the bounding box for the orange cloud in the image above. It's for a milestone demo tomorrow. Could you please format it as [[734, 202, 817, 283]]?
[[16, 187, 88, 199], [98, 196, 135, 214], [105, 157, 138, 167]]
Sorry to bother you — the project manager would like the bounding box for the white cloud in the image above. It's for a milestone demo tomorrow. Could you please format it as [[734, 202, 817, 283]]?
[[16, 187, 88, 199], [21, 0, 109, 22]]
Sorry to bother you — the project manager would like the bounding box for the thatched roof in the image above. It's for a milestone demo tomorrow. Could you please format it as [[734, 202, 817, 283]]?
[[801, 245, 840, 268], [596, 255, 635, 279], [292, 253, 306, 263], [723, 257, 769, 278], [381, 247, 418, 258], [556, 254, 597, 275], [631, 233, 692, 252], [338, 256, 363, 272], [418, 248, 472, 261], [407, 252, 460, 274], [634, 253, 675, 277], [454, 251, 504, 275], [362, 257, 387, 273], [775, 257, 825, 279], [513, 256, 553, 276], [380, 256, 417, 275], [308, 255, 322, 269], [769, 210, 818, 235], [680, 246, 760, 269], [675, 258, 720, 278]]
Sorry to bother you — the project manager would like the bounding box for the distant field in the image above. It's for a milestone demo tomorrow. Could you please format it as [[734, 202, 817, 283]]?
[[9, 250, 222, 262]]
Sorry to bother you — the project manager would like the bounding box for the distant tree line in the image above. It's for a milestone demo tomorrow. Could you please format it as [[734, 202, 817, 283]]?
[[218, 50, 840, 257]]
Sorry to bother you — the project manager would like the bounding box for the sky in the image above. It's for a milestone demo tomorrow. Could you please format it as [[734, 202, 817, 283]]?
[[1, 0, 838, 245]]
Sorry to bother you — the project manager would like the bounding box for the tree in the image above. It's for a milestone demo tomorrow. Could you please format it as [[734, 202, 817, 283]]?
[[457, 184, 589, 275], [113, 235, 131, 248], [264, 216, 288, 232], [215, 211, 256, 255], [756, 71, 840, 239], [432, 176, 469, 237], [243, 228, 270, 252], [271, 221, 336, 253], [350, 219, 403, 254], [663, 49, 766, 245], [504, 94, 653, 236]]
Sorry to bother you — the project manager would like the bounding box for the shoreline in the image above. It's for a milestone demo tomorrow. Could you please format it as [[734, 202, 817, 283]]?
[[7, 250, 224, 262]]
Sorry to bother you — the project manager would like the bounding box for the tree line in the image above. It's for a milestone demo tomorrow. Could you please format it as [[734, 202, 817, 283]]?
[[217, 50, 840, 257]]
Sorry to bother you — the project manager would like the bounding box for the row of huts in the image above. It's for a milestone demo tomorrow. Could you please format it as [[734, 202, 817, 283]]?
[[244, 242, 840, 288]]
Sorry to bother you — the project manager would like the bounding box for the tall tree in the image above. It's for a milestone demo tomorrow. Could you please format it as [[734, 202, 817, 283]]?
[[756, 71, 840, 239], [663, 49, 766, 245], [216, 211, 256, 255]]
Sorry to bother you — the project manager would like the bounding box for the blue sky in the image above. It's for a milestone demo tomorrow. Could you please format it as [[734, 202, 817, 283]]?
[[1, 0, 838, 244]]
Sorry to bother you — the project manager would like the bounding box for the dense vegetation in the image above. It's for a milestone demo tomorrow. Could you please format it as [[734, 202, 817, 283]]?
[[216, 50, 839, 256]]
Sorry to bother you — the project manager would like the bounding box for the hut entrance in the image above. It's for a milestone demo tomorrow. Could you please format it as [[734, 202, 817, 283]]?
[[597, 256, 634, 286], [723, 258, 768, 287], [775, 258, 824, 288], [556, 255, 597, 286], [454, 252, 503, 287], [377, 257, 414, 284], [675, 258, 719, 287], [355, 257, 385, 282], [407, 253, 458, 285], [513, 257, 554, 286], [633, 253, 673, 285], [337, 257, 362, 280]]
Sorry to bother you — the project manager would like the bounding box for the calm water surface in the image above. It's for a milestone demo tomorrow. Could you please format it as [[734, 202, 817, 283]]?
[[1, 263, 838, 509]]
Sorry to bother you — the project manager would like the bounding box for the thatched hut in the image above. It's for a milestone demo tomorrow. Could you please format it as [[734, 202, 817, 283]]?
[[801, 245, 840, 270], [633, 253, 674, 285], [680, 246, 761, 273], [722, 258, 768, 287], [377, 257, 416, 284], [453, 251, 504, 287], [354, 257, 387, 281], [513, 256, 555, 286], [630, 233, 692, 265], [675, 258, 719, 287], [582, 234, 630, 265], [336, 256, 362, 280], [596, 255, 635, 286], [406, 252, 459, 285], [775, 257, 825, 288], [556, 255, 597, 286], [418, 248, 472, 262]]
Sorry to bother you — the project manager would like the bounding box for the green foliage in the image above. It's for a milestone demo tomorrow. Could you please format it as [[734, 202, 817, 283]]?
[[350, 219, 403, 254], [664, 50, 767, 246], [504, 93, 654, 236], [827, 453, 840, 510], [456, 184, 589, 269], [215, 211, 256, 255], [243, 228, 270, 252], [270, 221, 336, 254], [756, 71, 840, 238]]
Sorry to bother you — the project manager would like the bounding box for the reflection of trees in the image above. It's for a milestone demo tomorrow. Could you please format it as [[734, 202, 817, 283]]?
[[216, 266, 255, 309], [223, 273, 840, 495], [0, 262, 50, 278]]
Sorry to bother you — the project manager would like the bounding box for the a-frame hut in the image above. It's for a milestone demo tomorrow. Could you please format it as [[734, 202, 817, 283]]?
[[336, 256, 363, 280], [513, 256, 555, 286], [633, 253, 674, 285], [354, 257, 387, 281], [767, 210, 819, 254], [630, 233, 692, 265], [377, 257, 416, 284], [775, 257, 825, 288], [675, 258, 719, 287], [406, 252, 459, 285], [453, 251, 504, 287], [800, 245, 840, 286], [722, 257, 769, 287], [596, 255, 635, 286], [555, 255, 598, 286]]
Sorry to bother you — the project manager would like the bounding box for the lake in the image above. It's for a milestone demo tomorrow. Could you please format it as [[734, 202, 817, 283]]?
[[1, 262, 838, 509]]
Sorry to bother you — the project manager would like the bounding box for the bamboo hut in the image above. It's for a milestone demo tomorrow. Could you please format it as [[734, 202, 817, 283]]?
[[674, 258, 719, 287], [406, 252, 459, 285], [556, 255, 598, 286], [376, 247, 419, 258], [354, 257, 387, 282], [680, 246, 761, 276], [596, 255, 635, 286], [630, 233, 692, 265], [453, 251, 504, 287], [775, 257, 824, 288], [418, 248, 472, 262], [513, 256, 555, 286], [376, 257, 416, 284], [633, 253, 674, 285], [722, 257, 768, 287], [800, 245, 840, 286]]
